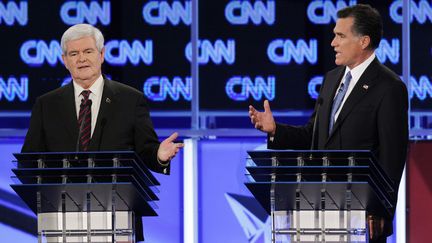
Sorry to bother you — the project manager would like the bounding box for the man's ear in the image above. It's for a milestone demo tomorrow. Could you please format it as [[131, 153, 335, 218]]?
[[361, 36, 371, 50], [62, 54, 69, 69], [100, 47, 105, 64]]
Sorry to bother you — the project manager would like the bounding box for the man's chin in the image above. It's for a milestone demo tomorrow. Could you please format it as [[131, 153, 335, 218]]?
[[75, 72, 94, 81], [334, 59, 343, 66], [75, 77, 92, 82], [73, 75, 97, 87]]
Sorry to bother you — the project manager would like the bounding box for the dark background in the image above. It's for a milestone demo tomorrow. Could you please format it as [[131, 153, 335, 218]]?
[[0, 0, 430, 112]]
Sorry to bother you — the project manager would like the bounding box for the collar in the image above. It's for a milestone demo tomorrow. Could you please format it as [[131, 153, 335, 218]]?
[[73, 75, 104, 99], [343, 52, 376, 82]]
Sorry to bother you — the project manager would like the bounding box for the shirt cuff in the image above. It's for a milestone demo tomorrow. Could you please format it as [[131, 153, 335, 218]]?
[[157, 157, 170, 167], [269, 136, 275, 142]]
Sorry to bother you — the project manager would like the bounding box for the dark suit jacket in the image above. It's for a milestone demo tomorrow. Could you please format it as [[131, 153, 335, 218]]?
[[22, 78, 169, 174], [269, 58, 408, 235]]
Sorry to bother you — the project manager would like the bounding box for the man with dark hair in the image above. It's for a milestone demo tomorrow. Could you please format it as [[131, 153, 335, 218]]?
[[337, 4, 383, 50], [249, 4, 408, 243]]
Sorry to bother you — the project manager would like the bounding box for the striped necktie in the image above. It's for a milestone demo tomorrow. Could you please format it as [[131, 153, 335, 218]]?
[[78, 90, 92, 151]]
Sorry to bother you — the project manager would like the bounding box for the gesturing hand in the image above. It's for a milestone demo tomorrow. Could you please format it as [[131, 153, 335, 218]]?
[[249, 100, 276, 135], [157, 132, 184, 162]]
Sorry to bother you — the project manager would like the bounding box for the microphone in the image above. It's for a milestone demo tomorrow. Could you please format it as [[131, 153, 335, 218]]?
[[75, 100, 93, 154], [310, 97, 324, 151]]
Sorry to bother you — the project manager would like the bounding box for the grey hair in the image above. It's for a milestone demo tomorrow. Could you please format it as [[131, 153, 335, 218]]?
[[60, 24, 104, 54]]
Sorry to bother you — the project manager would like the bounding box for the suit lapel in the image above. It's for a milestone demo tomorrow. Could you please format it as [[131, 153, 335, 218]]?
[[59, 83, 79, 143], [326, 58, 380, 143], [88, 78, 117, 150]]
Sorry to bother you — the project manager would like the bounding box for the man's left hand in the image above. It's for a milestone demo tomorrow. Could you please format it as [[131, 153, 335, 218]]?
[[157, 132, 184, 162]]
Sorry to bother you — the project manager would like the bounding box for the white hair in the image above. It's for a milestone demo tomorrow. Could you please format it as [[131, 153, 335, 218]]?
[[60, 24, 104, 54]]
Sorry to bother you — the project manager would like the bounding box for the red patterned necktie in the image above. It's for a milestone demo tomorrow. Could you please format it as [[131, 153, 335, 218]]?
[[78, 90, 92, 151]]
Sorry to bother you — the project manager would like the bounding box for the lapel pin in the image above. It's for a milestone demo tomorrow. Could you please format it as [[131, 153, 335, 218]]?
[[106, 98, 111, 103], [362, 85, 369, 90]]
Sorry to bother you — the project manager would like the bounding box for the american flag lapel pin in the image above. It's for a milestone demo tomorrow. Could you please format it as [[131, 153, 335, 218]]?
[[363, 85, 369, 90]]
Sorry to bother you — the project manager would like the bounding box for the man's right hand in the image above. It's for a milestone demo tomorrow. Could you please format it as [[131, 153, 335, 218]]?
[[249, 100, 276, 136]]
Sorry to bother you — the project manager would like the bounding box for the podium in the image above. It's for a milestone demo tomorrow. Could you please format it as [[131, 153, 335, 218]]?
[[245, 150, 395, 243], [10, 151, 160, 243]]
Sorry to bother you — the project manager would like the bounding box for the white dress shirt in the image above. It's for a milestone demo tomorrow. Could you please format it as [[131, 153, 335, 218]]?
[[73, 75, 104, 137]]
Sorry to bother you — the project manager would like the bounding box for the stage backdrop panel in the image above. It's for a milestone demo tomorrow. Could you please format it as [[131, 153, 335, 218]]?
[[2, 0, 430, 115]]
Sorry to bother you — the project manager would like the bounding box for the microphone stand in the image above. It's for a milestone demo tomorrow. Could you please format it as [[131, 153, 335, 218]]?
[[310, 97, 323, 159]]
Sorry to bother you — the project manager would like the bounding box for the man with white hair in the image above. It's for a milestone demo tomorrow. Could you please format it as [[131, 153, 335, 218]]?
[[22, 23, 183, 241]]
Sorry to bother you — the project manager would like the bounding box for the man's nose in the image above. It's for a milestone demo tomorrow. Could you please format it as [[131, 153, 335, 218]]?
[[78, 53, 86, 62], [331, 38, 337, 47]]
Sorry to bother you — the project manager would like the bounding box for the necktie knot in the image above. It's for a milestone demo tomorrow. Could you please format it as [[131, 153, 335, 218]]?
[[81, 90, 91, 106], [81, 89, 90, 98], [341, 71, 352, 91]]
